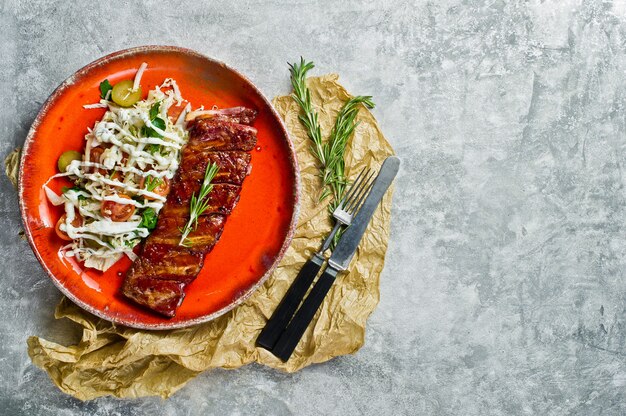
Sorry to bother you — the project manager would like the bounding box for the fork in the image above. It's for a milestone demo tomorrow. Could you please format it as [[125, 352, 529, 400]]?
[[256, 167, 377, 351]]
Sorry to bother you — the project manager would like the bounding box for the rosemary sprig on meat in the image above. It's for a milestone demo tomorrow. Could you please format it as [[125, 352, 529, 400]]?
[[179, 162, 219, 246]]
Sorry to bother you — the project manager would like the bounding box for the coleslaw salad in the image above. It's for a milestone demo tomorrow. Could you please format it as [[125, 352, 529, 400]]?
[[44, 63, 192, 271]]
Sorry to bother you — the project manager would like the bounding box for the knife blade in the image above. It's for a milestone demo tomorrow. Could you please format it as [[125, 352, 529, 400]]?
[[271, 156, 400, 361], [328, 155, 400, 270]]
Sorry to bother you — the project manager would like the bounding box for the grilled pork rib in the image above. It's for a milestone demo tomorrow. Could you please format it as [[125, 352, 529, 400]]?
[[121, 107, 258, 317]]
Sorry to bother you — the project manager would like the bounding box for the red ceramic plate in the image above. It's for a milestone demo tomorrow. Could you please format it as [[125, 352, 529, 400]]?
[[19, 46, 299, 329]]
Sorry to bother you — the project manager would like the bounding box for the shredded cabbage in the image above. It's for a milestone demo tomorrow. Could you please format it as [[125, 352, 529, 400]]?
[[46, 70, 189, 271]]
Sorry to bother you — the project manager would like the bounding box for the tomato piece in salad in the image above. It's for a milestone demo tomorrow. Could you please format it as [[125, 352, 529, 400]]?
[[55, 214, 83, 241], [87, 147, 108, 175], [101, 194, 136, 222], [139, 176, 170, 199]]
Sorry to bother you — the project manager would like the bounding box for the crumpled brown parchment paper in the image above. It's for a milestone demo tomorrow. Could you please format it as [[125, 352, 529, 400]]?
[[15, 74, 395, 400], [4, 147, 20, 188]]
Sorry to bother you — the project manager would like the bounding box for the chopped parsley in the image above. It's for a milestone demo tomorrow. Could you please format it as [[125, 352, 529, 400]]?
[[149, 101, 161, 120], [141, 102, 166, 138], [99, 79, 113, 99], [139, 208, 158, 230], [145, 143, 161, 154], [144, 175, 162, 192]]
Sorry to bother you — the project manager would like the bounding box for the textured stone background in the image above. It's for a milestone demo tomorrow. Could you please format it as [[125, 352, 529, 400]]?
[[2, 0, 626, 414]]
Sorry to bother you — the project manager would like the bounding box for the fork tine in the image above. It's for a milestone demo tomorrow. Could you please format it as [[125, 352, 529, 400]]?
[[336, 167, 366, 208], [345, 170, 372, 212], [339, 167, 369, 208], [345, 170, 377, 213], [349, 176, 375, 214]]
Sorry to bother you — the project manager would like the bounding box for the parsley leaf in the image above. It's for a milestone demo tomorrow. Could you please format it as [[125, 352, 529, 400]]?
[[144, 143, 161, 154], [99, 79, 113, 99], [152, 117, 166, 131], [141, 118, 166, 138], [140, 125, 153, 138], [139, 208, 158, 230], [141, 100, 167, 147], [149, 102, 161, 120]]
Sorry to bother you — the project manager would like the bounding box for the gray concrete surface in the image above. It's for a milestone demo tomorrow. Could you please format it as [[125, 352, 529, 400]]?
[[2, 0, 626, 414]]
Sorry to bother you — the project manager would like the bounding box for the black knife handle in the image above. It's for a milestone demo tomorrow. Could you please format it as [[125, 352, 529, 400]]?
[[272, 266, 340, 362], [256, 254, 325, 350]]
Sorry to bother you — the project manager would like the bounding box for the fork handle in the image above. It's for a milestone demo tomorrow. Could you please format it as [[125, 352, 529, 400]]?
[[256, 253, 325, 350], [272, 265, 340, 362]]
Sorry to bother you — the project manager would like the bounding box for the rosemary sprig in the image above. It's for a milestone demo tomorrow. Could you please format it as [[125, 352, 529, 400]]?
[[289, 58, 374, 207], [289, 58, 374, 248], [324, 95, 375, 209], [289, 59, 328, 181], [179, 162, 219, 246]]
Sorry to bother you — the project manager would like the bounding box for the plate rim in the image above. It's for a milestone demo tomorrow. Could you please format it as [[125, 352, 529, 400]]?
[[18, 45, 301, 330]]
